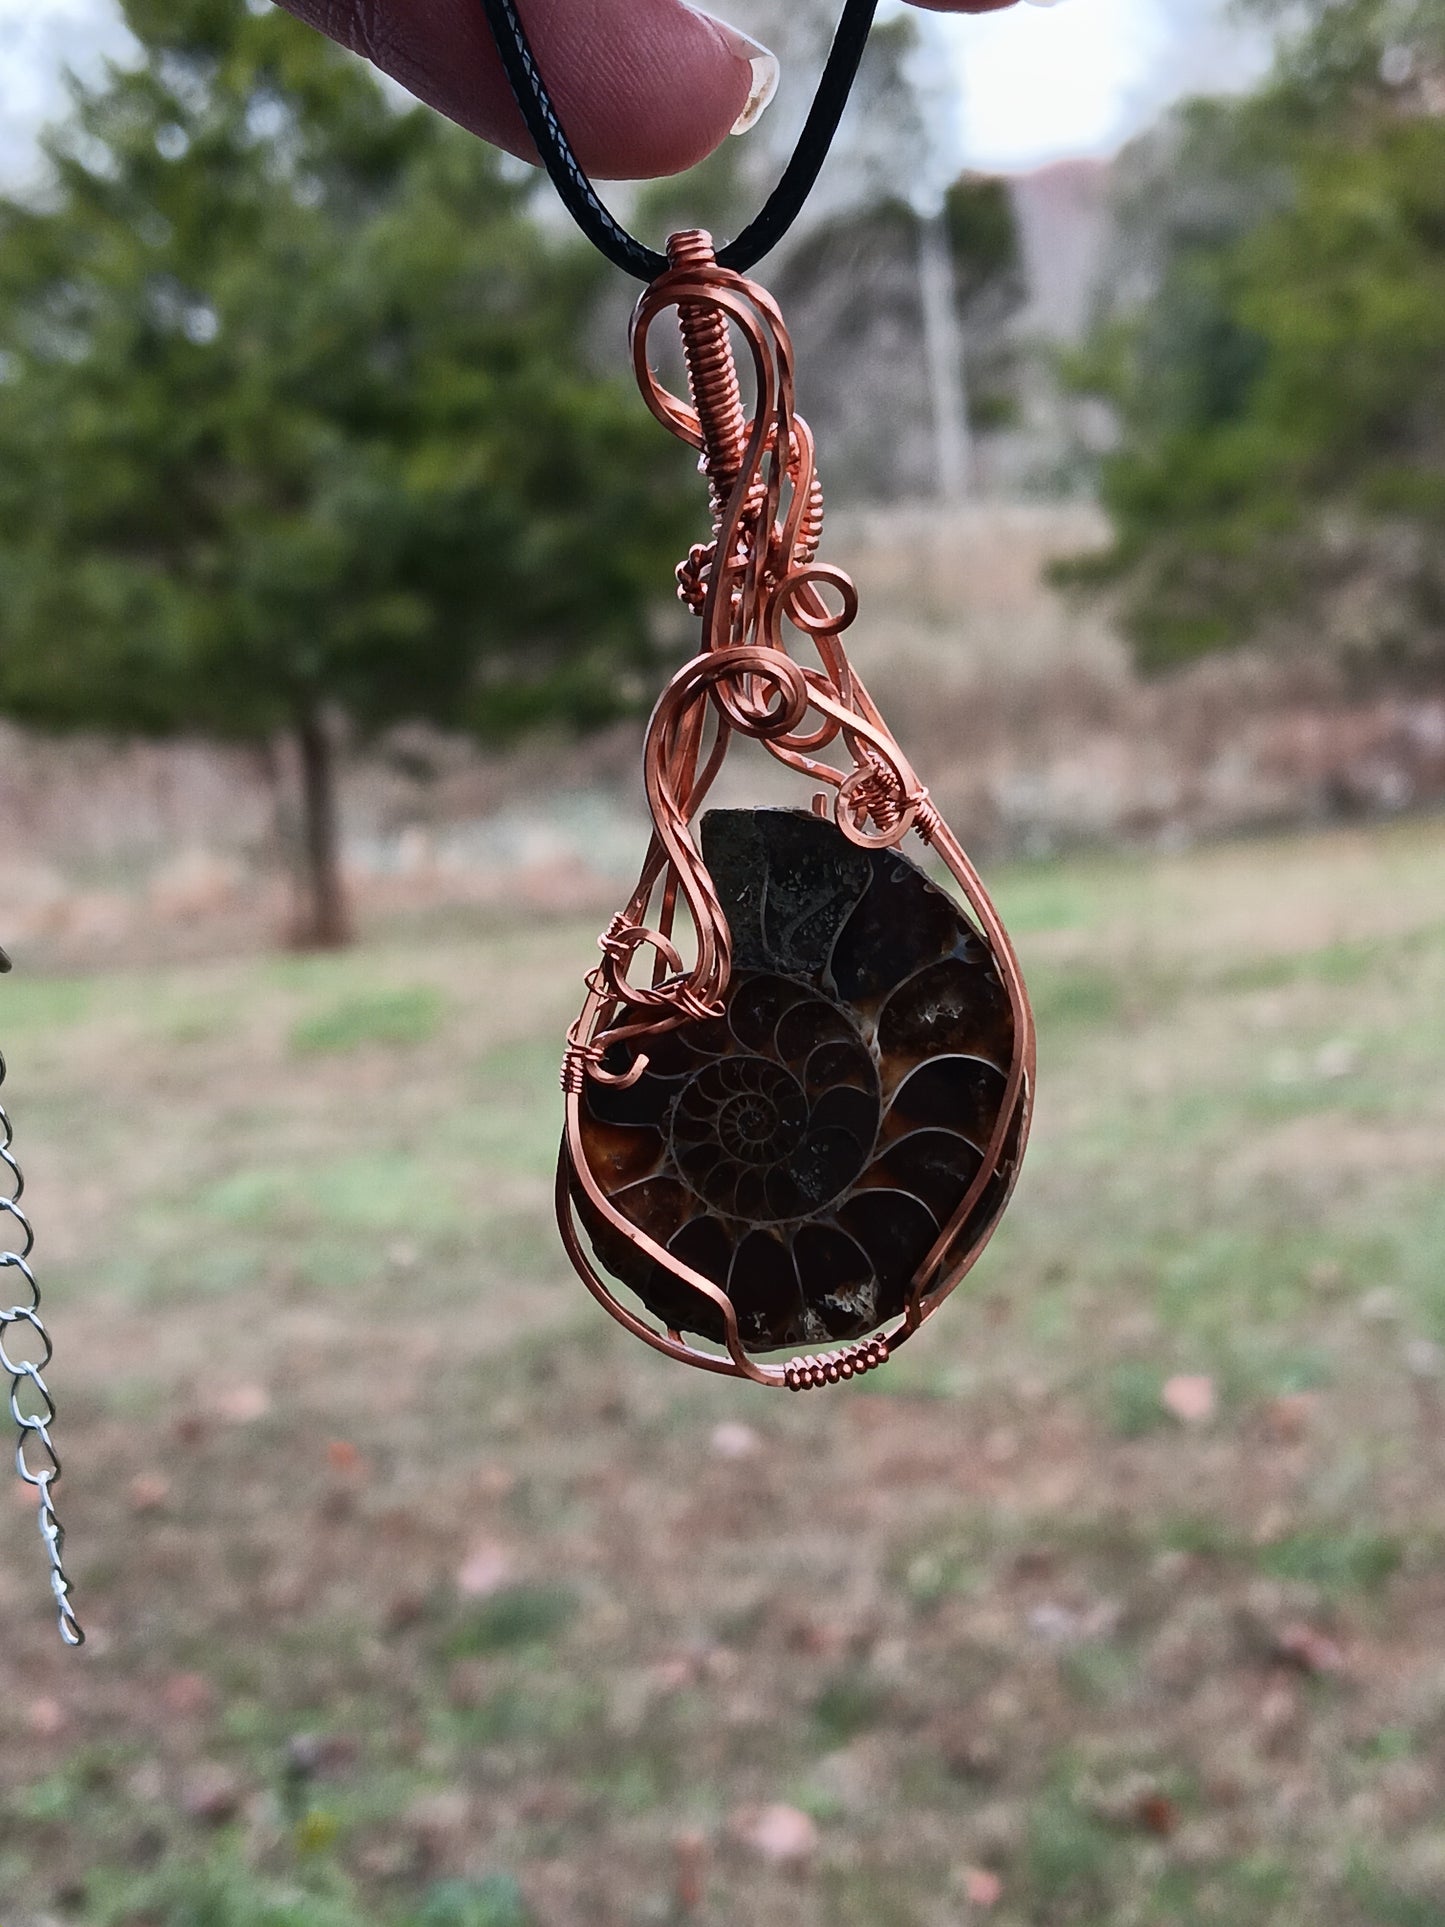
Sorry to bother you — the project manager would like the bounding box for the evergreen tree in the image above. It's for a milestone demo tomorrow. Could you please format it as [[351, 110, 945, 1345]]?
[[0, 0, 694, 944], [1066, 0, 1445, 688]]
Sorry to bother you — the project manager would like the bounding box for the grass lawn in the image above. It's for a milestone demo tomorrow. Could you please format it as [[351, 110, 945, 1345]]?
[[2, 815, 1444, 1926]]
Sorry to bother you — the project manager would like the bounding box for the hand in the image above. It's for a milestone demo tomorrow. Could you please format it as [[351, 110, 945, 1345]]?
[[276, 0, 1025, 180]]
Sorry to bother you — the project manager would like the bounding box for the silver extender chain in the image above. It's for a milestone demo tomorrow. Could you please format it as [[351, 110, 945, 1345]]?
[[0, 1008, 84, 1647]]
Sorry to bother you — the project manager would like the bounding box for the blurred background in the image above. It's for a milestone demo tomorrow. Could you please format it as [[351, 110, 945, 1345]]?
[[1, 0, 1444, 1921]]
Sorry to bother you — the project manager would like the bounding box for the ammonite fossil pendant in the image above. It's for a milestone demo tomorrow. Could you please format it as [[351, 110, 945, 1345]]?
[[557, 233, 1034, 1390], [576, 806, 1024, 1353]]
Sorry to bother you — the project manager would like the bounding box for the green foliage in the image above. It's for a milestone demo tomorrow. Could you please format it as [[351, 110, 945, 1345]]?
[[1258, 1526, 1404, 1594], [898, 1535, 982, 1609], [0, 1, 697, 940], [1065, 0, 1445, 686], [811, 1671, 889, 1744], [90, 1848, 363, 1927], [1025, 961, 1122, 1031], [289, 986, 445, 1054], [0, 0, 692, 742], [1108, 1358, 1168, 1438], [445, 1582, 580, 1656], [413, 1876, 531, 1927], [782, 175, 1022, 327], [1345, 1859, 1445, 1927], [1024, 1778, 1114, 1910], [944, 172, 1024, 307]]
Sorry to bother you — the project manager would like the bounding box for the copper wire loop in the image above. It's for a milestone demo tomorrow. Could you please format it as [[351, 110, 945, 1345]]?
[[557, 232, 1037, 1390]]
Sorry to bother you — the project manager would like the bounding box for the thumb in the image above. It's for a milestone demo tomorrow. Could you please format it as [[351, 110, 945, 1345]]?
[[276, 0, 777, 181]]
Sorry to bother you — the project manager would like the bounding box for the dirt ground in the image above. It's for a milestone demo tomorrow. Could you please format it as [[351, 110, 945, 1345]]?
[[2, 814, 1445, 1926]]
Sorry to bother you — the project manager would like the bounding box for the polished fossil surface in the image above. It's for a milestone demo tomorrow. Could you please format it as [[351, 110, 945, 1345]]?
[[575, 808, 1015, 1352]]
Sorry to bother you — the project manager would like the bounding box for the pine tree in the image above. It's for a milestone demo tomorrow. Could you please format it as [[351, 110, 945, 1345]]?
[[0, 0, 694, 944], [1065, 0, 1445, 689]]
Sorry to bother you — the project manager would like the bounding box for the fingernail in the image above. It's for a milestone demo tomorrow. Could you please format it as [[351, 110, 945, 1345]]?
[[688, 8, 780, 135]]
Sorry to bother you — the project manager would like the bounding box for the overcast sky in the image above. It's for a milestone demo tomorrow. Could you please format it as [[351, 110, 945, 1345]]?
[[946, 0, 1269, 169], [0, 0, 1270, 184]]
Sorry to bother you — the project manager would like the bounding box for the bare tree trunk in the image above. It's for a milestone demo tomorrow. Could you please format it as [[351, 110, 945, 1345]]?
[[917, 207, 972, 505], [292, 708, 351, 949]]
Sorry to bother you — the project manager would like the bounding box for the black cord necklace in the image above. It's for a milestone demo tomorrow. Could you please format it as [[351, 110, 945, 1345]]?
[[482, 1, 1038, 1392], [478, 0, 880, 279]]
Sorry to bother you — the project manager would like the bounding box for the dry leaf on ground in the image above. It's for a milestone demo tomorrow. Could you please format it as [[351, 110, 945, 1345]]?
[[161, 1672, 214, 1717], [26, 1697, 66, 1737], [710, 1421, 762, 1460], [730, 1802, 818, 1865], [1274, 1621, 1346, 1676], [962, 1866, 1003, 1907], [213, 1382, 271, 1424], [1161, 1374, 1216, 1424], [455, 1540, 514, 1598], [180, 1763, 245, 1824]]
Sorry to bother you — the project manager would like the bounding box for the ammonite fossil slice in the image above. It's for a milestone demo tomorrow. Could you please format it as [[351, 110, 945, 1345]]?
[[574, 807, 1019, 1353]]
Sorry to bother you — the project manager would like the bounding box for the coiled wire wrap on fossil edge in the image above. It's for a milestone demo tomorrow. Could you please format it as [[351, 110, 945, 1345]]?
[[557, 232, 1034, 1390]]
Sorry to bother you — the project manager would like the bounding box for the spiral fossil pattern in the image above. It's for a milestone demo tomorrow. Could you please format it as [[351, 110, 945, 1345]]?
[[574, 808, 1018, 1352]]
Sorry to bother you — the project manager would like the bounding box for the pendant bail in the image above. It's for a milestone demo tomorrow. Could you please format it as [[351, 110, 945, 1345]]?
[[666, 231, 749, 512]]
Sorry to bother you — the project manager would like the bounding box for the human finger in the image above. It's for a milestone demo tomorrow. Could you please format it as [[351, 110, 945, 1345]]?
[[275, 0, 777, 180]]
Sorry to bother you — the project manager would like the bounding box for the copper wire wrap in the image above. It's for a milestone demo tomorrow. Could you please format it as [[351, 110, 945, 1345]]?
[[557, 232, 1036, 1390], [668, 232, 748, 512], [783, 1338, 890, 1392]]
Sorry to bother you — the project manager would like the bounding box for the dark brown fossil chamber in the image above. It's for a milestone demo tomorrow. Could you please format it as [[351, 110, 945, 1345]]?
[[574, 808, 1016, 1352]]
